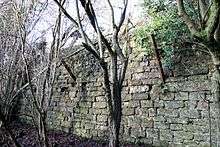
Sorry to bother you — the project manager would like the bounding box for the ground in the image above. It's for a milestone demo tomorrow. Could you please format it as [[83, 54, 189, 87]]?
[[0, 122, 150, 147]]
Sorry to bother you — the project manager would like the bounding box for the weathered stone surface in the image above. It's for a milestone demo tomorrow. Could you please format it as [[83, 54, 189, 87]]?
[[132, 93, 149, 100], [154, 121, 169, 129], [140, 100, 153, 108], [164, 101, 184, 109], [160, 130, 173, 141], [185, 100, 198, 109], [175, 92, 188, 100], [129, 85, 150, 94], [165, 80, 211, 92], [21, 52, 215, 147], [154, 100, 165, 108], [189, 92, 205, 101], [148, 108, 156, 117], [141, 117, 154, 128], [123, 107, 135, 116], [174, 131, 193, 141], [166, 118, 188, 124], [183, 125, 209, 133], [123, 101, 140, 108], [160, 93, 175, 100], [170, 124, 183, 131], [157, 108, 179, 118], [96, 115, 108, 122], [93, 102, 107, 108], [179, 109, 200, 118], [130, 127, 146, 138]]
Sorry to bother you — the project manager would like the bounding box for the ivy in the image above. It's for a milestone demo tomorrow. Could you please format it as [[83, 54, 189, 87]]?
[[134, 0, 191, 68]]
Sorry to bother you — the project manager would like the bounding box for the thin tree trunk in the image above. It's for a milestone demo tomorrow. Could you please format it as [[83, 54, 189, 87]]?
[[38, 112, 50, 147]]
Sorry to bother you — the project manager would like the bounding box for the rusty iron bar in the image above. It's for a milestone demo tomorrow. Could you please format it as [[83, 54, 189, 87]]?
[[150, 33, 165, 83]]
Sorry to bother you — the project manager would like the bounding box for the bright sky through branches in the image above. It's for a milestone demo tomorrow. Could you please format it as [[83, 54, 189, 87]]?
[[30, 0, 144, 45]]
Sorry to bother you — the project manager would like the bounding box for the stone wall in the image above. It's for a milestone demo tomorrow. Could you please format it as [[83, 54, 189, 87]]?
[[22, 47, 217, 146]]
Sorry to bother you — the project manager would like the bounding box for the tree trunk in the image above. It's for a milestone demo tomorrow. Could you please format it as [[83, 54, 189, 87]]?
[[213, 68, 220, 147], [109, 91, 122, 147], [109, 99, 122, 147], [109, 55, 122, 147], [211, 50, 220, 147], [37, 112, 50, 147]]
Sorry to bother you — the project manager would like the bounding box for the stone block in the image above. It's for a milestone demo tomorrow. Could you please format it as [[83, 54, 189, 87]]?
[[79, 102, 92, 108], [130, 127, 146, 138], [194, 133, 210, 142], [189, 92, 205, 101], [166, 118, 188, 124], [174, 131, 193, 141], [132, 93, 149, 100], [160, 130, 173, 141], [148, 108, 156, 117], [123, 107, 135, 116], [96, 115, 108, 122], [175, 92, 188, 100], [128, 79, 143, 86], [131, 73, 145, 80], [95, 96, 106, 102], [154, 100, 165, 108], [140, 100, 153, 108], [179, 109, 200, 118], [182, 141, 199, 147], [185, 100, 198, 109], [154, 121, 169, 129], [146, 128, 159, 139], [141, 117, 154, 128], [157, 108, 179, 118], [142, 78, 162, 85], [135, 107, 149, 116], [164, 101, 184, 109], [197, 100, 209, 110], [187, 75, 208, 81], [95, 125, 108, 131], [89, 108, 108, 115], [93, 102, 107, 108], [160, 93, 175, 100], [154, 116, 166, 122], [165, 80, 211, 92], [129, 85, 150, 94], [145, 72, 161, 79], [170, 124, 183, 131], [127, 116, 142, 126], [183, 125, 209, 133], [123, 100, 140, 108], [137, 137, 153, 145]]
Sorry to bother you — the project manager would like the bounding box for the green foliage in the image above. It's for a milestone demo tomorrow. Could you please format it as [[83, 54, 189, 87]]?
[[134, 0, 191, 68]]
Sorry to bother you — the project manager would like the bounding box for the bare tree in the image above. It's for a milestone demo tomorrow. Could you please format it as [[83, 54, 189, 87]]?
[[176, 0, 220, 145], [53, 0, 131, 146], [0, 1, 28, 146], [11, 0, 56, 146]]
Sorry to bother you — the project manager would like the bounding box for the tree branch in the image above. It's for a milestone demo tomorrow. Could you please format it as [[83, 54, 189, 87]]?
[[107, 0, 115, 28], [53, 0, 78, 26], [177, 0, 198, 35], [79, 0, 114, 56], [206, 1, 220, 41]]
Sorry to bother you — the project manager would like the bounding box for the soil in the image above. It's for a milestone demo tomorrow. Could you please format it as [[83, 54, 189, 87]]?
[[0, 122, 150, 147]]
